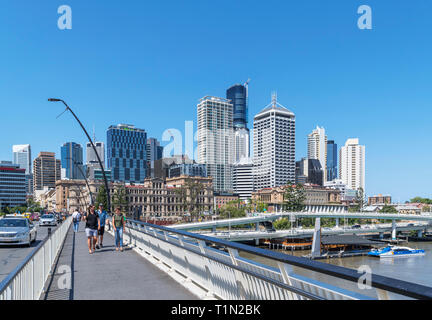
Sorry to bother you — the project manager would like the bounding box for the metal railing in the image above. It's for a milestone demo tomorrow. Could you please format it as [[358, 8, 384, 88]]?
[[117, 218, 432, 300], [0, 217, 72, 300]]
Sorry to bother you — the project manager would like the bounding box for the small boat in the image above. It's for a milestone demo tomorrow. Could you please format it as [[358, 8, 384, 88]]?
[[368, 245, 425, 258]]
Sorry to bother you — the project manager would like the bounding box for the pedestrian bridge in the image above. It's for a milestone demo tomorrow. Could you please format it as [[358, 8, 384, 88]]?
[[1, 217, 432, 300], [171, 212, 432, 231]]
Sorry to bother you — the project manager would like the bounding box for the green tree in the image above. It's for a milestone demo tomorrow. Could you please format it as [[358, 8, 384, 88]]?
[[174, 180, 205, 221], [219, 201, 246, 219], [283, 183, 306, 211], [112, 185, 128, 214], [380, 205, 398, 213], [273, 218, 291, 230], [354, 187, 366, 211], [95, 185, 109, 211], [410, 197, 432, 205]]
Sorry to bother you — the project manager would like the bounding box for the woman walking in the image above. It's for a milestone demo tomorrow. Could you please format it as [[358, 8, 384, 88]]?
[[112, 207, 126, 252], [84, 205, 100, 254]]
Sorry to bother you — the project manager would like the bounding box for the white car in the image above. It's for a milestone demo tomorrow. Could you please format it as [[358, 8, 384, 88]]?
[[39, 214, 57, 227], [0, 217, 37, 247]]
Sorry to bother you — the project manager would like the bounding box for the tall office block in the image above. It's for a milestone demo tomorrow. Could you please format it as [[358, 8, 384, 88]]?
[[61, 142, 84, 180], [13, 145, 33, 195], [146, 138, 164, 178], [339, 138, 365, 191], [33, 152, 61, 191], [86, 142, 105, 167], [232, 157, 254, 202], [327, 140, 338, 181], [0, 161, 26, 208], [13, 144, 32, 174], [253, 93, 296, 190], [227, 83, 250, 162], [308, 126, 327, 182], [295, 158, 323, 186], [107, 124, 147, 183], [197, 96, 234, 192]]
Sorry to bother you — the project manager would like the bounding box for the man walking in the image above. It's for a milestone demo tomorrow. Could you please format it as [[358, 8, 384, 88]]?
[[96, 204, 108, 249], [84, 205, 100, 254], [72, 209, 81, 233]]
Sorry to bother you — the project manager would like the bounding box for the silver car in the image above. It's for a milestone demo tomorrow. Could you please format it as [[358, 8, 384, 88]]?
[[0, 217, 37, 247], [39, 214, 57, 227]]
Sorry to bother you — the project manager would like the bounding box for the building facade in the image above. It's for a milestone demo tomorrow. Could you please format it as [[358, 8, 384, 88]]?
[[0, 161, 27, 208], [368, 194, 392, 205], [61, 142, 84, 180], [339, 138, 365, 191], [308, 126, 327, 182], [232, 157, 254, 202], [13, 144, 33, 196], [197, 96, 234, 192], [253, 93, 296, 190], [86, 141, 105, 167], [168, 163, 207, 178], [33, 152, 61, 192], [295, 158, 323, 186], [107, 124, 147, 184], [326, 140, 338, 182]]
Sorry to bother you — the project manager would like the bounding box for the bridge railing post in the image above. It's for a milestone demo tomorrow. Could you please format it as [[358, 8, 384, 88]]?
[[198, 240, 216, 299]]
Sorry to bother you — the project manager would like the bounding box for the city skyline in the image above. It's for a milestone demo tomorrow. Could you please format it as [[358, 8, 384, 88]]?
[[1, 1, 431, 201]]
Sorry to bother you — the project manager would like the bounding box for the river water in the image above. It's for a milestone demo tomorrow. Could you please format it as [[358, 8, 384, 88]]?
[[240, 241, 432, 299]]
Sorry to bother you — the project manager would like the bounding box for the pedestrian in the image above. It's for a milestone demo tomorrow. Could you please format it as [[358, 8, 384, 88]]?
[[112, 207, 126, 252], [96, 204, 108, 249], [72, 209, 81, 233], [84, 205, 100, 254]]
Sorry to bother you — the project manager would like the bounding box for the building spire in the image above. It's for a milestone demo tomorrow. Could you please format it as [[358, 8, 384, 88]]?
[[271, 91, 278, 108]]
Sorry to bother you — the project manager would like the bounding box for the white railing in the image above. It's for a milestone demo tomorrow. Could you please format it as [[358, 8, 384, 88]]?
[[0, 217, 72, 300], [106, 219, 422, 300]]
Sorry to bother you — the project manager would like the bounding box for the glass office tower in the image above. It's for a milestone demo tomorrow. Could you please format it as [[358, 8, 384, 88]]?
[[61, 142, 84, 180], [227, 84, 248, 129], [327, 140, 338, 181], [107, 124, 147, 183]]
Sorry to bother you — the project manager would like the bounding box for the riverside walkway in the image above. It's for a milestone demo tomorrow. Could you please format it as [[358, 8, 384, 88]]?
[[41, 222, 197, 300]]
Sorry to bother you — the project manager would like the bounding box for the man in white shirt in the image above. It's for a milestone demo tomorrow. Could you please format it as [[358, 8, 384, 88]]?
[[72, 210, 81, 233]]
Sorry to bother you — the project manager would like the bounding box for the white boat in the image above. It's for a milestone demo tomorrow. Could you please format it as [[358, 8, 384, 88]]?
[[368, 245, 425, 258]]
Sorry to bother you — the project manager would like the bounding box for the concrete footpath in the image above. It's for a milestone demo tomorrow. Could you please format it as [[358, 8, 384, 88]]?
[[42, 221, 197, 300]]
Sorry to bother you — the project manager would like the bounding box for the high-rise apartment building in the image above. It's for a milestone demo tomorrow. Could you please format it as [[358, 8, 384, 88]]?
[[61, 142, 84, 180], [197, 96, 234, 192], [33, 152, 61, 191], [107, 124, 147, 183], [253, 94, 296, 190], [327, 140, 338, 181], [308, 126, 327, 182], [227, 83, 250, 162], [0, 161, 26, 208], [339, 138, 365, 191]]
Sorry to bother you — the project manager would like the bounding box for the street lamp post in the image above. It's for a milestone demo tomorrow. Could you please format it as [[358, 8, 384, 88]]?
[[49, 98, 111, 213]]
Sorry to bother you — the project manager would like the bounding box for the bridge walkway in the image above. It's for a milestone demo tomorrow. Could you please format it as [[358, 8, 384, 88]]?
[[42, 221, 197, 300]]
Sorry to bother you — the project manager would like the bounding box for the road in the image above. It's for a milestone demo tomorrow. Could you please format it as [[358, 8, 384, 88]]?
[[0, 221, 60, 283]]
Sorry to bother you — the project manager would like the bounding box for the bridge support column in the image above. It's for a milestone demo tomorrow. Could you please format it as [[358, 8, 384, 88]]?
[[392, 220, 397, 240], [255, 238, 259, 246], [212, 226, 216, 233], [418, 230, 423, 238], [335, 218, 339, 228], [379, 232, 384, 239], [255, 222, 259, 231]]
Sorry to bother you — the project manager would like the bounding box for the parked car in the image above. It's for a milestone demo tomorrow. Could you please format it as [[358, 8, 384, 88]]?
[[352, 224, 361, 229], [39, 214, 57, 227], [0, 217, 37, 247]]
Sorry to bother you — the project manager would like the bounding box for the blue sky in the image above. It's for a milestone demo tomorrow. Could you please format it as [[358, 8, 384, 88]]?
[[0, 0, 431, 202]]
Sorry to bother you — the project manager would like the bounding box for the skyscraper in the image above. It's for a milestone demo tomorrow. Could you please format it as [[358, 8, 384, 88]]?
[[197, 96, 234, 192], [308, 126, 327, 182], [12, 144, 32, 174], [86, 141, 105, 167], [61, 142, 84, 180], [227, 83, 250, 163], [339, 138, 365, 191], [327, 140, 338, 181], [107, 124, 147, 183], [232, 157, 254, 202], [146, 138, 164, 178], [33, 152, 61, 191], [295, 158, 323, 186], [253, 93, 296, 190], [13, 144, 33, 195], [0, 161, 26, 208]]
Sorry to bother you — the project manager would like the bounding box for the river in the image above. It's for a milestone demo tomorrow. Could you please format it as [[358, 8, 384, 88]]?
[[240, 241, 432, 299]]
